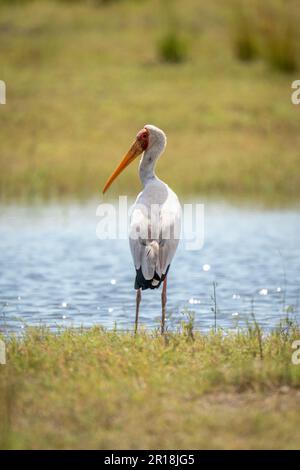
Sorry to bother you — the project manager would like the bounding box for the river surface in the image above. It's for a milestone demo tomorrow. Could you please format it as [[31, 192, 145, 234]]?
[[0, 200, 299, 333]]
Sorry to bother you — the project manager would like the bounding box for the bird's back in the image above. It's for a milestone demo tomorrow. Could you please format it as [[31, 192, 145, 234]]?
[[129, 180, 181, 289]]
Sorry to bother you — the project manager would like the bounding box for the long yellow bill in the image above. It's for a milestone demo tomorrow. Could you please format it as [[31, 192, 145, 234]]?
[[102, 140, 144, 194]]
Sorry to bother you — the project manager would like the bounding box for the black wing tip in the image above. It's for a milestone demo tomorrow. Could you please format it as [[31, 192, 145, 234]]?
[[134, 265, 170, 290]]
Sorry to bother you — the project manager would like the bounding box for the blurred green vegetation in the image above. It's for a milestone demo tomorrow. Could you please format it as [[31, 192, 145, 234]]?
[[157, 31, 187, 63], [1, 321, 300, 449], [0, 0, 299, 201], [232, 1, 298, 72]]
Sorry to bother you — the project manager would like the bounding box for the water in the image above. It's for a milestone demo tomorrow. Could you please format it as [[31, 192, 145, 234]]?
[[0, 200, 299, 333]]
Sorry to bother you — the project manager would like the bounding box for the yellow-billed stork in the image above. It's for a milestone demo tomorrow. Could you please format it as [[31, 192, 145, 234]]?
[[103, 125, 181, 334]]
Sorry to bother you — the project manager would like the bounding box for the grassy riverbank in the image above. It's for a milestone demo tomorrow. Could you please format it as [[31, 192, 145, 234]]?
[[1, 322, 300, 449], [0, 0, 300, 201]]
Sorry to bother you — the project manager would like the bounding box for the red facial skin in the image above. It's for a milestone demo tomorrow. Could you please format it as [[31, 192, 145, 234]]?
[[137, 128, 149, 151]]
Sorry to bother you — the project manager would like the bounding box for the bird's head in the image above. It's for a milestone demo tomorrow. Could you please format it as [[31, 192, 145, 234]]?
[[102, 124, 166, 194]]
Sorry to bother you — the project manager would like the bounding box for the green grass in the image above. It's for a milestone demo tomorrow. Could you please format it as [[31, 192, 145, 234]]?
[[232, 1, 298, 73], [0, 0, 300, 201], [1, 321, 300, 449]]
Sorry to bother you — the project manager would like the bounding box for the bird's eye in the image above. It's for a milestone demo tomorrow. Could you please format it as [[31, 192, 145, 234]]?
[[142, 133, 147, 139]]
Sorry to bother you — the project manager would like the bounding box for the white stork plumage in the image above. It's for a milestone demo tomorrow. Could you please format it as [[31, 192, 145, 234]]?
[[103, 125, 181, 334]]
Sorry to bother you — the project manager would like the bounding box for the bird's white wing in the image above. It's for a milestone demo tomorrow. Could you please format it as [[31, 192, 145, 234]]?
[[157, 191, 181, 277], [129, 201, 154, 279]]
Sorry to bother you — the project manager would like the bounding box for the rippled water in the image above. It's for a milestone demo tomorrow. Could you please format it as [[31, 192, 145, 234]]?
[[0, 200, 299, 333]]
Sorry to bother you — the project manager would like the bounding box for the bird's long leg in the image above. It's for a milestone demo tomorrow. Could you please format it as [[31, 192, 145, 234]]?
[[161, 277, 167, 335], [135, 288, 141, 335]]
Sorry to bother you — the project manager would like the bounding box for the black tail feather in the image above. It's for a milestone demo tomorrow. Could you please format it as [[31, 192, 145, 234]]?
[[134, 265, 170, 290]]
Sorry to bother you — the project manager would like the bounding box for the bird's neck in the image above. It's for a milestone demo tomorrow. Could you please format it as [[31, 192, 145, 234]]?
[[138, 145, 163, 187]]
